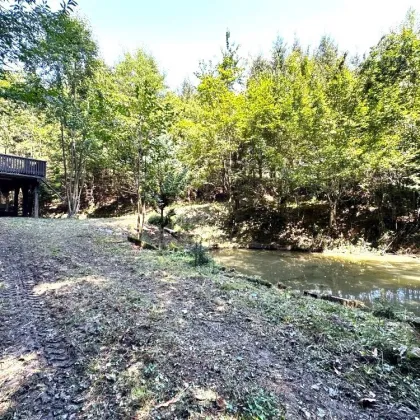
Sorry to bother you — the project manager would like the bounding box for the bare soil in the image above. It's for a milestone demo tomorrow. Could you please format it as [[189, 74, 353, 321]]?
[[0, 217, 419, 419]]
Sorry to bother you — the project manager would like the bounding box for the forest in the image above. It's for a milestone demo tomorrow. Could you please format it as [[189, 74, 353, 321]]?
[[1, 1, 420, 252]]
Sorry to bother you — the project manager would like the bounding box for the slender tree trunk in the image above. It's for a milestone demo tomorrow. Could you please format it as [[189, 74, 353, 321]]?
[[60, 119, 72, 216], [136, 146, 146, 244], [159, 207, 164, 250], [329, 198, 337, 228], [376, 189, 385, 235], [137, 191, 146, 243]]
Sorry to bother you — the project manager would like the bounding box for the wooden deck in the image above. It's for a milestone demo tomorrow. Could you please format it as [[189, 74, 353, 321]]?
[[0, 153, 46, 179], [0, 154, 45, 217]]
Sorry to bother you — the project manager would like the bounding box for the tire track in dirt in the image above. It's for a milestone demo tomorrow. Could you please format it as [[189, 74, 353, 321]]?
[[0, 223, 83, 420]]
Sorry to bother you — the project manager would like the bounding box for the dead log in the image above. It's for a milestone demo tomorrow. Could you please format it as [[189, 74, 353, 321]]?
[[304, 291, 366, 309], [164, 227, 179, 238], [224, 272, 272, 288], [244, 276, 273, 288], [127, 236, 158, 250], [303, 291, 319, 299]]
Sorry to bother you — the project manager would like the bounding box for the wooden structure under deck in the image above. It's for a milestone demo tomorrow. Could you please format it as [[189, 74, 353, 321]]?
[[0, 154, 46, 217]]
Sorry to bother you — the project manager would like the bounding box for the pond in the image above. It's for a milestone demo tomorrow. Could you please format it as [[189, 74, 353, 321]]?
[[212, 249, 420, 315]]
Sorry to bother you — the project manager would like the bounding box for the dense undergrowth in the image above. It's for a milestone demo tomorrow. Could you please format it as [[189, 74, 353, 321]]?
[[142, 201, 419, 254]]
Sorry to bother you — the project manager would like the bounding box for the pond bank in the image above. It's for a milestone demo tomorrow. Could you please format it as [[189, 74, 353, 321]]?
[[212, 248, 420, 316]]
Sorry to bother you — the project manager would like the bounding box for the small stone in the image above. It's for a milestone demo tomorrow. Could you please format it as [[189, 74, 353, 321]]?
[[328, 388, 338, 398], [39, 392, 52, 404], [300, 408, 311, 419], [317, 407, 326, 418], [311, 384, 320, 391]]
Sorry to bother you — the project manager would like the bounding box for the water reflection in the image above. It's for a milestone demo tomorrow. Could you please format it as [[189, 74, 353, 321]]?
[[212, 250, 420, 315]]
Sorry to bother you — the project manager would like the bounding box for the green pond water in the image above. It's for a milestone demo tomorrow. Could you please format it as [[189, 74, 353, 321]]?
[[212, 249, 420, 315]]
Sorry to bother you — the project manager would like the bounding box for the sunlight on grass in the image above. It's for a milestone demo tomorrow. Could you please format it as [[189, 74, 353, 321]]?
[[0, 352, 42, 416], [33, 275, 109, 295]]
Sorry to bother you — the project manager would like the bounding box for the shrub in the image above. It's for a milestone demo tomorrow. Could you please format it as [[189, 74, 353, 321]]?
[[190, 241, 212, 267], [148, 213, 162, 226]]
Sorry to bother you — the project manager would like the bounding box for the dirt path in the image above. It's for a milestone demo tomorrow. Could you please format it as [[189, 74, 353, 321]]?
[[0, 218, 418, 419], [0, 221, 85, 419]]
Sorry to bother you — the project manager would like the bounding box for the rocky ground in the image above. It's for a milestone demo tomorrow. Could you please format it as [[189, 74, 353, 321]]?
[[0, 217, 419, 419]]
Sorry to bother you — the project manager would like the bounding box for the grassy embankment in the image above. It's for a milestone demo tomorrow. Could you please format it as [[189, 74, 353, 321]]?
[[3, 215, 416, 418]]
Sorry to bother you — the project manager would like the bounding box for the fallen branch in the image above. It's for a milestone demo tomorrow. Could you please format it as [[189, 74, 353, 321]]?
[[127, 236, 158, 250], [164, 227, 179, 238], [155, 385, 189, 409]]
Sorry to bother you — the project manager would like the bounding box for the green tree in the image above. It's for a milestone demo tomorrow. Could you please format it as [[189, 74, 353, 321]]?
[[176, 31, 244, 210], [23, 15, 101, 216], [149, 159, 188, 249], [0, 0, 77, 72], [110, 50, 171, 241], [360, 10, 420, 229]]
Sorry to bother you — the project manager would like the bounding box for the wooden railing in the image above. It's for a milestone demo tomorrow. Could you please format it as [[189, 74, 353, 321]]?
[[0, 154, 46, 178]]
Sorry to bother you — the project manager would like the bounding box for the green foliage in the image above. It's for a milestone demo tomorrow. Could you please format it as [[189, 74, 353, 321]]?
[[190, 241, 212, 267], [372, 300, 398, 320], [242, 389, 283, 420], [147, 213, 162, 226], [148, 209, 176, 228], [0, 0, 77, 72], [150, 163, 188, 212], [1, 6, 420, 243]]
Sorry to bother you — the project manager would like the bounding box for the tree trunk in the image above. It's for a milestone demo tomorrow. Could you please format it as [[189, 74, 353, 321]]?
[[159, 207, 164, 250], [136, 145, 146, 244], [376, 190, 385, 235], [137, 187, 145, 242], [329, 199, 337, 228], [60, 119, 72, 216]]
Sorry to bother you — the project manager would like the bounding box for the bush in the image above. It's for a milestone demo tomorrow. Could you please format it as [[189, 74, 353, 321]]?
[[148, 213, 161, 226], [148, 209, 176, 229], [190, 241, 212, 267]]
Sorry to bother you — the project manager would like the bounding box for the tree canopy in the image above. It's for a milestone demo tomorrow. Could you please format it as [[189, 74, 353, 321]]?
[[1, 3, 419, 249]]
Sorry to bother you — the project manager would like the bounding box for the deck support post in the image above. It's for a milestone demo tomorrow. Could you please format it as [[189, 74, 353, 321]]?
[[4, 190, 10, 212], [13, 186, 19, 216], [34, 181, 39, 218], [22, 184, 29, 217]]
